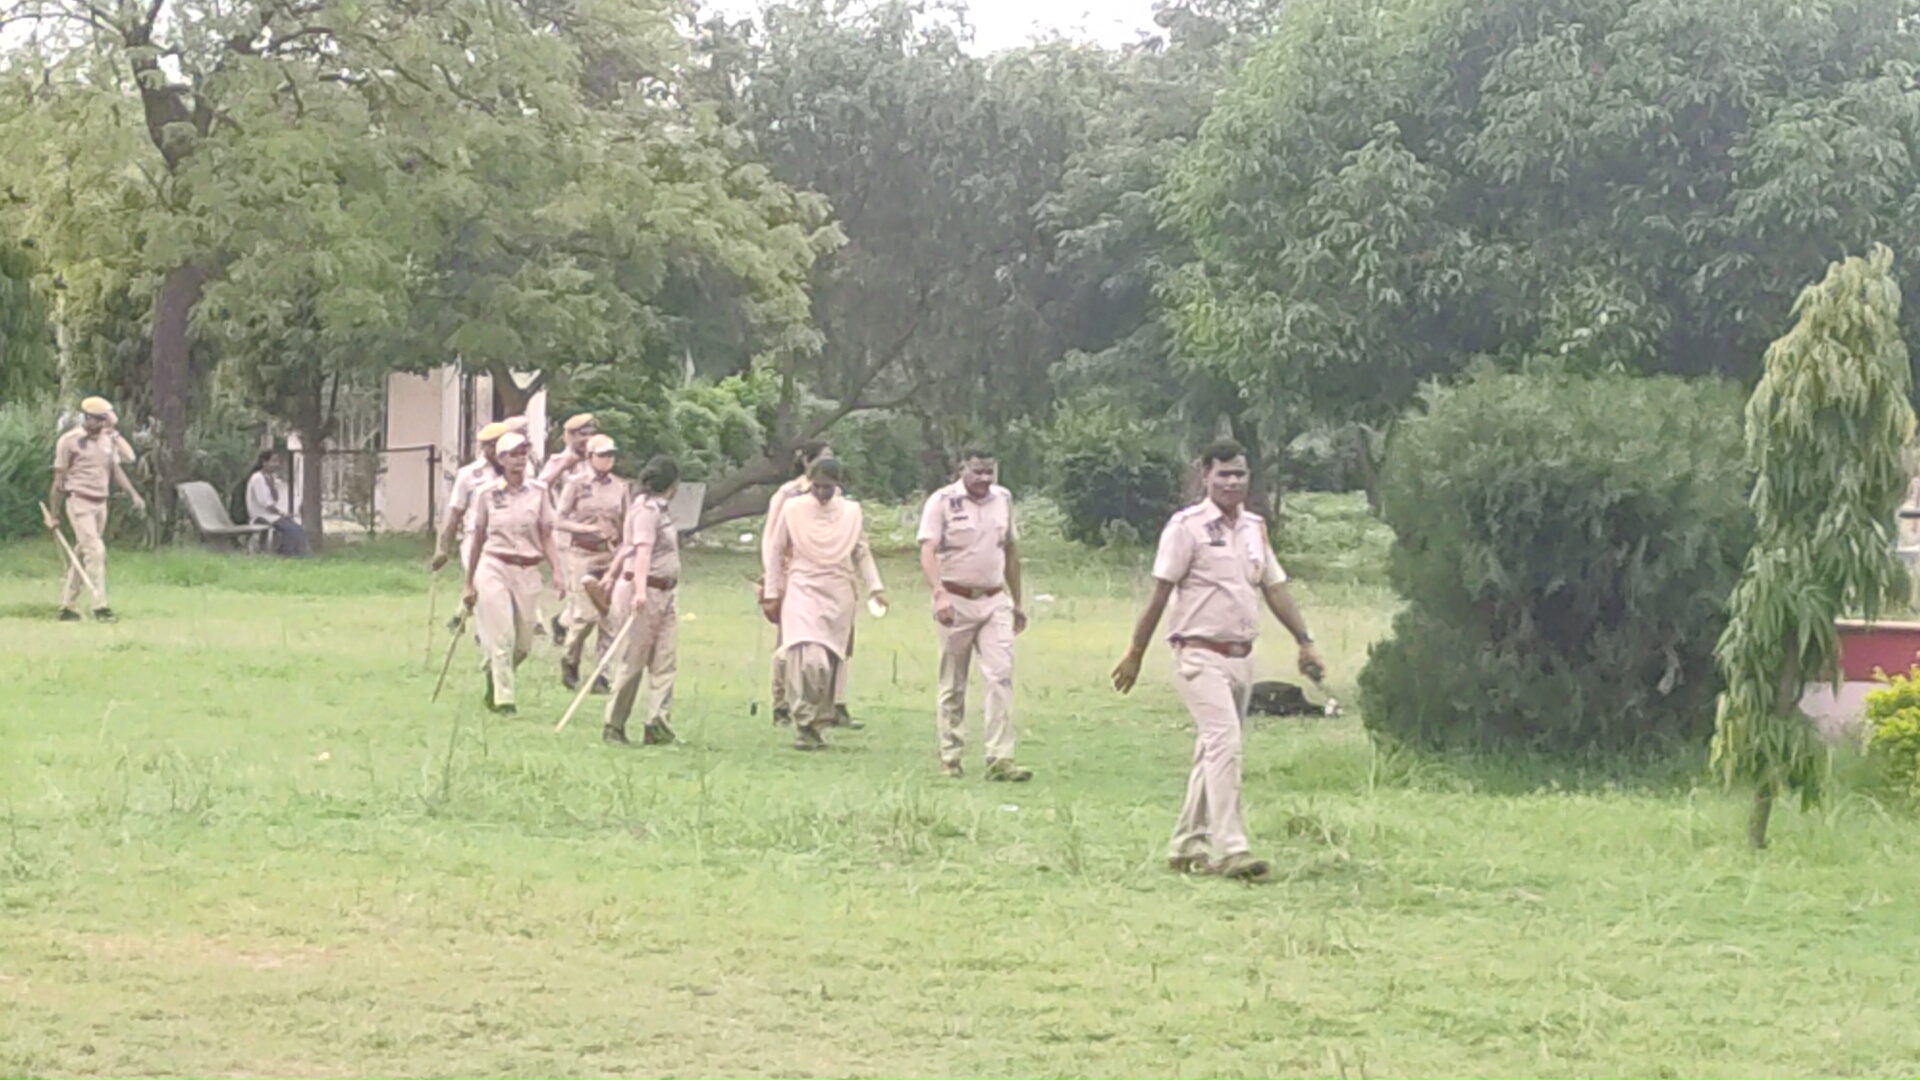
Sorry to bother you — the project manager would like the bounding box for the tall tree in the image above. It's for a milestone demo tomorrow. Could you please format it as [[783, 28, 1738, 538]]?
[[0, 235, 56, 401], [691, 0, 1104, 521], [3, 0, 826, 499], [1041, 0, 1286, 504], [1163, 0, 1920, 451], [1713, 246, 1915, 849]]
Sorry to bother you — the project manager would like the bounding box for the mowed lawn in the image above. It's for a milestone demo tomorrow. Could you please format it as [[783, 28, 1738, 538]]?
[[2, 523, 1918, 1078]]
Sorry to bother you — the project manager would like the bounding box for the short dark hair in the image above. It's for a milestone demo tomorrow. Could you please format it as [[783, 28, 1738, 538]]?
[[806, 455, 844, 483], [1199, 438, 1247, 470], [793, 440, 832, 477], [640, 455, 679, 494], [958, 447, 995, 464], [254, 450, 277, 471]]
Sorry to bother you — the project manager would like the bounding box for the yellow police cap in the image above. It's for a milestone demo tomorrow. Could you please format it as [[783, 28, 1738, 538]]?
[[503, 416, 530, 433], [564, 413, 596, 433], [80, 396, 113, 416], [586, 434, 616, 455], [477, 422, 509, 443], [497, 432, 530, 455]]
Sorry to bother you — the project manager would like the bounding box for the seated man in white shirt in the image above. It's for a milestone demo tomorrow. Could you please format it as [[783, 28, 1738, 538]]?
[[246, 450, 312, 557]]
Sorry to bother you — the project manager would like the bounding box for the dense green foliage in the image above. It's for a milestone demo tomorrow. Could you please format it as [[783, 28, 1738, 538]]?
[[1712, 247, 1915, 842], [1360, 370, 1753, 752], [1163, 0, 1920, 438], [8, 0, 1920, 552], [1046, 403, 1186, 547], [0, 400, 57, 541], [0, 237, 56, 402], [1864, 667, 1920, 796]]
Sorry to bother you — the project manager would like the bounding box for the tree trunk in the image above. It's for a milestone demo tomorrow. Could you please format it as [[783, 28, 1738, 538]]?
[[1227, 409, 1274, 522], [1747, 782, 1775, 850], [150, 261, 208, 485], [487, 362, 544, 419], [1356, 422, 1390, 516], [914, 409, 949, 490], [294, 382, 327, 549]]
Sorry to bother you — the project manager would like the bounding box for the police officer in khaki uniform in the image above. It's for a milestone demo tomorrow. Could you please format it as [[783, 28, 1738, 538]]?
[[536, 413, 594, 640], [555, 433, 629, 692], [463, 432, 565, 715], [600, 455, 684, 747], [917, 448, 1031, 781], [1111, 439, 1326, 882], [432, 421, 508, 574], [538, 413, 596, 490], [44, 396, 146, 621]]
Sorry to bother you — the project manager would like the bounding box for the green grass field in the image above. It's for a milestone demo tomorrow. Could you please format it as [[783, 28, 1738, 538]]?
[[3, 499, 1917, 1078]]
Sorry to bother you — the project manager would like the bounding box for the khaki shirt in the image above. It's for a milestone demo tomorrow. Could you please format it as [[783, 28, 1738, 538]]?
[[475, 478, 554, 561], [1151, 500, 1286, 644], [448, 459, 500, 542], [558, 471, 631, 553], [917, 481, 1017, 589], [538, 450, 588, 499], [54, 428, 118, 500], [622, 495, 681, 582]]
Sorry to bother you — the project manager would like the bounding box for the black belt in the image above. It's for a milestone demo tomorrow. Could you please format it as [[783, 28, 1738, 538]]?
[[942, 582, 1004, 600], [1172, 637, 1253, 659]]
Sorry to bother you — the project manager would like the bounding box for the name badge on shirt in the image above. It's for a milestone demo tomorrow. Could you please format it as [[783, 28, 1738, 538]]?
[[491, 489, 510, 508], [1205, 520, 1229, 547]]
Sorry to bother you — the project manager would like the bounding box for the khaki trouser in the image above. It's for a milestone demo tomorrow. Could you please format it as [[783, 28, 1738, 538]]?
[[783, 642, 840, 736], [60, 496, 109, 610], [935, 591, 1016, 765], [770, 629, 850, 712], [1169, 646, 1254, 861], [560, 546, 615, 670], [475, 556, 543, 707], [603, 582, 678, 734]]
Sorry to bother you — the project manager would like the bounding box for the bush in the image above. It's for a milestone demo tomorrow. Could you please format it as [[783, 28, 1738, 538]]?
[[1865, 668, 1920, 796], [1358, 368, 1752, 753], [1046, 404, 1185, 547], [561, 368, 778, 483], [0, 398, 57, 541]]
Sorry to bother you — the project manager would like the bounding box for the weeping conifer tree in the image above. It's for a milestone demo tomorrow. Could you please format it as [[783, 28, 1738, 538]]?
[[1714, 245, 1916, 849]]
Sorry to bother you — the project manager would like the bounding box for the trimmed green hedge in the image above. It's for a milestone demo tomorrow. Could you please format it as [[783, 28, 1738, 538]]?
[[1359, 369, 1752, 752]]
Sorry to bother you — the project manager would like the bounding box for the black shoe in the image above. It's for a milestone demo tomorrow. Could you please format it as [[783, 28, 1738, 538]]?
[[561, 661, 580, 692], [792, 727, 827, 752], [591, 675, 611, 695], [772, 706, 792, 728], [493, 703, 518, 717], [831, 705, 865, 730], [1215, 853, 1272, 882], [603, 726, 633, 747], [550, 615, 566, 642], [92, 607, 116, 623], [986, 758, 1034, 783], [57, 609, 81, 622], [642, 720, 676, 746]]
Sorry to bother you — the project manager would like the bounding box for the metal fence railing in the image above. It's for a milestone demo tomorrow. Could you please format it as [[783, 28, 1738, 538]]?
[[292, 443, 442, 537]]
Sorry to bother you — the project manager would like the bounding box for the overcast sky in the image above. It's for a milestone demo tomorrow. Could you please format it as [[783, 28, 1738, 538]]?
[[706, 0, 1164, 53]]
